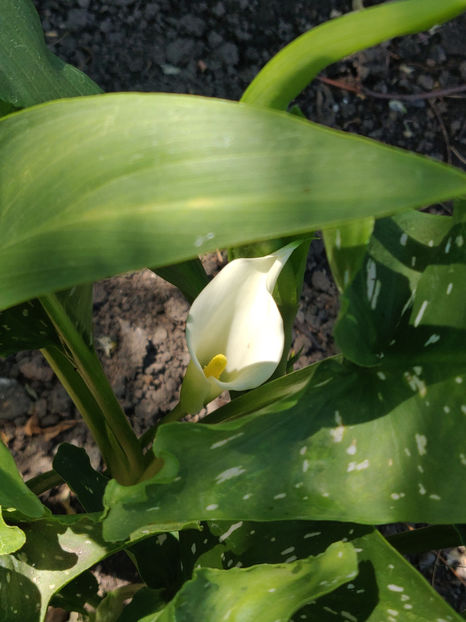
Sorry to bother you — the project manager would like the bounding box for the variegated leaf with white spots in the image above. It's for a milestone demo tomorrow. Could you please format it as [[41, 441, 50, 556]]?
[[334, 207, 465, 366], [178, 521, 462, 622], [155, 542, 357, 622], [0, 514, 192, 622], [103, 355, 466, 540]]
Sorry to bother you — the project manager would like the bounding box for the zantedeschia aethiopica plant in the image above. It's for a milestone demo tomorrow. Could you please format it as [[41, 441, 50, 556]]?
[[0, 1, 466, 621]]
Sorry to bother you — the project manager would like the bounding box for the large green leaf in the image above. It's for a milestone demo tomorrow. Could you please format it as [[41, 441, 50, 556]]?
[[0, 0, 101, 108], [0, 440, 48, 520], [0, 514, 193, 622], [1, 94, 465, 310], [305, 528, 463, 622], [242, 0, 466, 109], [103, 356, 465, 541], [323, 218, 375, 293], [179, 520, 461, 621], [0, 515, 116, 622], [0, 0, 99, 356], [154, 542, 356, 622], [334, 209, 465, 366]]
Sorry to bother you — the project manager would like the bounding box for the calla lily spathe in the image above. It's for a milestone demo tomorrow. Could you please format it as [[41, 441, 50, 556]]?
[[178, 242, 298, 414]]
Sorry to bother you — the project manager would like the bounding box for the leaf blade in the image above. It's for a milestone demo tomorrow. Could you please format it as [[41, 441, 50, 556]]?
[[1, 94, 465, 310]]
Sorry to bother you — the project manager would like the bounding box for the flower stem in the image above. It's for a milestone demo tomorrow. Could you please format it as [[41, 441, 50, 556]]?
[[41, 345, 118, 474], [39, 293, 145, 484]]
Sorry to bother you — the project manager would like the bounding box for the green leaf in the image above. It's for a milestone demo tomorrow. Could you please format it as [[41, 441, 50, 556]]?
[[128, 534, 182, 595], [153, 258, 210, 304], [0, 515, 117, 622], [0, 439, 48, 519], [1, 94, 465, 311], [115, 587, 165, 622], [0, 99, 17, 118], [334, 210, 465, 366], [323, 218, 374, 292], [50, 570, 100, 614], [303, 528, 463, 622], [302, 530, 460, 622], [103, 357, 465, 540], [156, 542, 357, 622], [203, 359, 319, 424], [53, 443, 109, 512], [180, 520, 461, 622], [0, 0, 97, 358], [0, 506, 25, 554], [0, 513, 190, 622], [0, 0, 102, 108], [0, 299, 59, 356], [242, 0, 466, 109]]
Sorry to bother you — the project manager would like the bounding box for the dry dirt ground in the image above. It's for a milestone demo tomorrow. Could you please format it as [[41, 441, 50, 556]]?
[[1, 0, 465, 615]]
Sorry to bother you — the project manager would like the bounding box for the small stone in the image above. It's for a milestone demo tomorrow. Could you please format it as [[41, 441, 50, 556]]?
[[311, 270, 330, 293], [145, 4, 158, 19], [48, 384, 71, 414], [218, 42, 239, 66], [179, 15, 206, 37], [417, 74, 434, 91], [18, 357, 54, 382], [166, 38, 195, 65], [66, 9, 88, 30], [42, 413, 60, 426], [213, 2, 225, 17], [0, 378, 31, 420], [208, 31, 223, 48]]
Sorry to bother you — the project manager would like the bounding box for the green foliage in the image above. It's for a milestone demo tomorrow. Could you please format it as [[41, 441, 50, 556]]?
[[53, 443, 109, 512], [0, 507, 26, 554], [0, 0, 101, 107], [0, 439, 48, 520], [1, 95, 465, 311], [155, 542, 357, 622], [178, 521, 462, 621], [0, 0, 465, 620]]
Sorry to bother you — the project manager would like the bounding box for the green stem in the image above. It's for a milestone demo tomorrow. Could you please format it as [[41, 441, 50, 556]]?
[[40, 293, 145, 484], [41, 345, 116, 470], [26, 469, 64, 495]]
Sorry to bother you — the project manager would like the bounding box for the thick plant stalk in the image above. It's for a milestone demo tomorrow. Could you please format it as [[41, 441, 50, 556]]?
[[41, 345, 119, 476], [40, 293, 145, 484]]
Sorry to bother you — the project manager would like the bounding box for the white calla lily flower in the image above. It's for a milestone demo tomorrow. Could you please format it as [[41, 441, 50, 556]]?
[[178, 242, 299, 414]]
